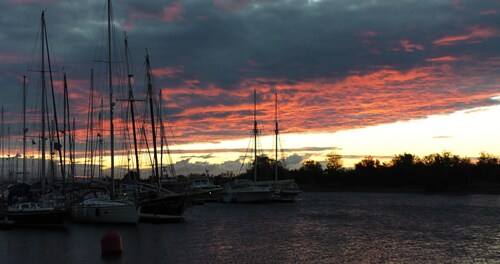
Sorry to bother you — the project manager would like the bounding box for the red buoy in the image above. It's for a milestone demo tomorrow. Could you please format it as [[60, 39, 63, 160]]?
[[101, 231, 123, 256]]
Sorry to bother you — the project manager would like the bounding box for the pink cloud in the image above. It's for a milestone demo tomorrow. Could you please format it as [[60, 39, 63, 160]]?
[[452, 0, 465, 10], [53, 57, 500, 146], [161, 2, 184, 22], [8, 0, 36, 3], [213, 0, 252, 12], [399, 40, 424, 52], [357, 30, 377, 37], [0, 53, 28, 63], [123, 22, 134, 31], [433, 26, 499, 46], [480, 10, 498, 15], [426, 56, 467, 62], [128, 2, 184, 23], [152, 67, 183, 79]]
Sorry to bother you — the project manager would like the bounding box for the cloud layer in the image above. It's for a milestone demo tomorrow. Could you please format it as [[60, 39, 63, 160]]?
[[1, 0, 499, 172]]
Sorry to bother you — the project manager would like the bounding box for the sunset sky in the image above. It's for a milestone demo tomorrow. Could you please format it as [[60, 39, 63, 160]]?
[[0, 0, 499, 177]]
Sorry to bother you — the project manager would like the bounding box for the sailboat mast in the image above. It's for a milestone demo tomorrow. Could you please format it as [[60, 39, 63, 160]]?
[[107, 0, 115, 195], [63, 73, 68, 183], [64, 74, 73, 183], [253, 88, 257, 182], [99, 98, 104, 180], [275, 92, 278, 182], [41, 11, 47, 189], [23, 75, 27, 182], [146, 52, 160, 191], [71, 118, 76, 179], [83, 69, 94, 179], [44, 17, 65, 188], [159, 89, 163, 177], [124, 33, 140, 180], [1, 106, 4, 183]]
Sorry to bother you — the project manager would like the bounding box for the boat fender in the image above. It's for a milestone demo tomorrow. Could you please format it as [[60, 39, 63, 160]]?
[[101, 231, 123, 256]]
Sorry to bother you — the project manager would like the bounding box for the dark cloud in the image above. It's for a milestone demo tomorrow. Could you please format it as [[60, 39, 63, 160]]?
[[1, 0, 500, 172]]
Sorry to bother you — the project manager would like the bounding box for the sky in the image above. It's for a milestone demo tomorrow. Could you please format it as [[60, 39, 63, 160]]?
[[0, 0, 500, 177]]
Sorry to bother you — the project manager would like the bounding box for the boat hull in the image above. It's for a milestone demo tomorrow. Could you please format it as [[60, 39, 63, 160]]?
[[193, 188, 224, 203], [0, 209, 67, 226], [257, 180, 302, 202], [138, 193, 191, 222], [272, 190, 302, 202], [220, 179, 273, 203], [220, 190, 272, 203], [70, 203, 140, 224]]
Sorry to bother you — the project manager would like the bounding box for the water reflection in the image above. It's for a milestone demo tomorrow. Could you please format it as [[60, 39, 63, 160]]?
[[1, 192, 499, 263]]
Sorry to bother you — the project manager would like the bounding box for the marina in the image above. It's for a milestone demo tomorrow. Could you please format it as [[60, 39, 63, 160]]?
[[1, 1, 500, 263]]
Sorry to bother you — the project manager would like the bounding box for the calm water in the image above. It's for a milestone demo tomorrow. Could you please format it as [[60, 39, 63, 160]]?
[[1, 192, 499, 263]]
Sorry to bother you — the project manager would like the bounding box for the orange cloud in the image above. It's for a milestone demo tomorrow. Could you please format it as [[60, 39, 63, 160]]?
[[152, 67, 183, 79], [21, 59, 500, 153], [433, 26, 498, 46], [400, 40, 424, 52], [425, 56, 461, 62]]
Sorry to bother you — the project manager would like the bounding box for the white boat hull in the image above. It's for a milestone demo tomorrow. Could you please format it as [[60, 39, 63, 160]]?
[[257, 180, 302, 202], [71, 200, 140, 224], [220, 179, 273, 203]]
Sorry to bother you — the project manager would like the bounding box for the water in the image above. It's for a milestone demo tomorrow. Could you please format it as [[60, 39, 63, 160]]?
[[1, 192, 500, 263]]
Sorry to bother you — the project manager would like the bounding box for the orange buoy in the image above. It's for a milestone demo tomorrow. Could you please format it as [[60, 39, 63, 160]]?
[[101, 231, 123, 256]]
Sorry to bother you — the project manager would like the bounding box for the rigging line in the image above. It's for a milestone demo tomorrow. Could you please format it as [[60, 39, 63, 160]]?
[[158, 89, 176, 178], [238, 131, 254, 175], [83, 70, 93, 178], [278, 136, 287, 167], [140, 125, 155, 178], [92, 1, 107, 70], [163, 117, 188, 176]]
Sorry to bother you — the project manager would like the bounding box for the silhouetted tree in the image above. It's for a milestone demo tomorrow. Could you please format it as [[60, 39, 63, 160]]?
[[387, 153, 423, 186], [422, 151, 471, 191], [214, 150, 500, 193], [391, 153, 421, 167], [297, 160, 323, 184], [244, 155, 288, 181], [353, 156, 384, 185], [476, 152, 500, 182], [324, 151, 344, 183], [355, 156, 382, 170], [326, 151, 343, 171]]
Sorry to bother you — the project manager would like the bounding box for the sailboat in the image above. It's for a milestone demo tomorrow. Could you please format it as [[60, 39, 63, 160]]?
[[220, 89, 273, 203], [259, 93, 301, 202], [70, 0, 140, 224], [0, 12, 67, 226], [132, 52, 192, 222]]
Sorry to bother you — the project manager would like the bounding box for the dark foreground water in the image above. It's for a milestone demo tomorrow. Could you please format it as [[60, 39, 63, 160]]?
[[1, 192, 499, 263]]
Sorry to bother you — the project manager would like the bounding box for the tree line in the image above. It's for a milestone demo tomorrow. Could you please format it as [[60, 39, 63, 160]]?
[[210, 151, 500, 193]]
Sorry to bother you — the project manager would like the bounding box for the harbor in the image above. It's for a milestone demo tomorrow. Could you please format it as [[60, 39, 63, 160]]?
[[1, 1, 500, 263]]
